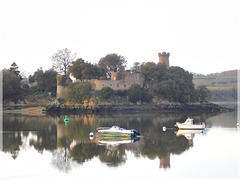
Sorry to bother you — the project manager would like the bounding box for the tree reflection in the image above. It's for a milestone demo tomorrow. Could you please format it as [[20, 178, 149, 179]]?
[[99, 146, 127, 167], [52, 136, 73, 172], [3, 132, 21, 159], [30, 125, 57, 152], [138, 129, 191, 169], [52, 147, 72, 172], [69, 143, 104, 164], [2, 112, 220, 169]]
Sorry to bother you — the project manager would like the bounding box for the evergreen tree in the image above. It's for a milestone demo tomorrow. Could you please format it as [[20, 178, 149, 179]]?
[[3, 69, 22, 103], [10, 62, 22, 80]]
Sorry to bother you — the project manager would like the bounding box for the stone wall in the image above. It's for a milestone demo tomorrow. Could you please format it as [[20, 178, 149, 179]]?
[[91, 73, 145, 90], [123, 72, 145, 85], [56, 85, 65, 99]]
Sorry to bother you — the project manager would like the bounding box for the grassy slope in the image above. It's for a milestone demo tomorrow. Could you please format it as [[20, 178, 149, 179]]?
[[193, 70, 238, 103], [193, 70, 237, 88]]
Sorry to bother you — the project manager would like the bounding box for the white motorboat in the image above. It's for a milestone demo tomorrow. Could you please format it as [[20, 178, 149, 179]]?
[[175, 118, 205, 130], [96, 126, 140, 137]]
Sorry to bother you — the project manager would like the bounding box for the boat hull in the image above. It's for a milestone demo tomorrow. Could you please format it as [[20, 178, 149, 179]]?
[[176, 123, 205, 130], [97, 126, 140, 137], [99, 131, 134, 137]]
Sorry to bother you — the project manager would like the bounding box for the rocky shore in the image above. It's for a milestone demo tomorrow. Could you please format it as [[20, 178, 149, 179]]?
[[44, 102, 234, 114]]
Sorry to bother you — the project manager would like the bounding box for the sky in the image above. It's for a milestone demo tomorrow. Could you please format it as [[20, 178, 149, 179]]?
[[0, 0, 240, 76]]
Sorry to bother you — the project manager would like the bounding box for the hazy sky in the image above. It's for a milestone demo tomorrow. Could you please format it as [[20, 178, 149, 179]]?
[[0, 0, 239, 76]]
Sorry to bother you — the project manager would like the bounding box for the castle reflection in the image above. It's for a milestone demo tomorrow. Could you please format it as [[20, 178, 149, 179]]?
[[2, 111, 219, 170]]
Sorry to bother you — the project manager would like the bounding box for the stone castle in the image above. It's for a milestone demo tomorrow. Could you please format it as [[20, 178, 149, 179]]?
[[57, 52, 170, 99]]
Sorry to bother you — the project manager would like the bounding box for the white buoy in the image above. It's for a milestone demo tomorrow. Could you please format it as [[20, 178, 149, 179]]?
[[162, 126, 166, 131], [89, 132, 94, 140], [237, 123, 239, 128]]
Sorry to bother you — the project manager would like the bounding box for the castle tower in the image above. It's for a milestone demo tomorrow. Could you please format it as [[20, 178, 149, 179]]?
[[111, 72, 119, 80], [56, 75, 66, 99], [158, 52, 170, 68]]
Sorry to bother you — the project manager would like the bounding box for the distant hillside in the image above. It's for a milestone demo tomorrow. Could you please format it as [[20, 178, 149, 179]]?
[[207, 70, 237, 77], [193, 70, 238, 103], [193, 69, 238, 88]]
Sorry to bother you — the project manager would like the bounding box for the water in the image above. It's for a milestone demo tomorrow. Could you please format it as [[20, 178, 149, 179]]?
[[0, 111, 239, 180]]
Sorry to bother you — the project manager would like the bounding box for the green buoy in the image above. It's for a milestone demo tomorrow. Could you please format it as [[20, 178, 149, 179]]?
[[64, 115, 69, 126]]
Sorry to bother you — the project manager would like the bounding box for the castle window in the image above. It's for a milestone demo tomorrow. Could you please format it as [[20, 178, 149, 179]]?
[[110, 84, 112, 87], [124, 84, 127, 88], [102, 84, 105, 87], [117, 84, 119, 88], [136, 77, 138, 80]]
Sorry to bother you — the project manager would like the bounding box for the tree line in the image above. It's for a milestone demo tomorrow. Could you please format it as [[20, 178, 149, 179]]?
[[2, 48, 210, 104]]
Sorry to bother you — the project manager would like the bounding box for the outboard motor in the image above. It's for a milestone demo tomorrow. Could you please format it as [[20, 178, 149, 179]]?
[[132, 129, 141, 136]]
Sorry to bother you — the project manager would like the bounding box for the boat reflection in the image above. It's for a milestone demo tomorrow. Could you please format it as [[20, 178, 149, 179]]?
[[174, 129, 205, 145], [97, 136, 140, 146]]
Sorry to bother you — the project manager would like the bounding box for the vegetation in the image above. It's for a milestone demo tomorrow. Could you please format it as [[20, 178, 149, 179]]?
[[2, 62, 58, 105], [130, 62, 142, 74], [195, 86, 211, 103], [30, 68, 57, 93], [98, 53, 126, 79], [10, 62, 22, 80], [69, 58, 100, 81], [100, 87, 114, 100], [193, 70, 237, 87], [193, 70, 237, 102], [3, 69, 22, 103], [209, 87, 237, 101], [4, 50, 237, 106], [141, 63, 196, 103], [66, 82, 92, 103], [127, 84, 152, 103], [51, 48, 77, 76], [56, 75, 67, 86]]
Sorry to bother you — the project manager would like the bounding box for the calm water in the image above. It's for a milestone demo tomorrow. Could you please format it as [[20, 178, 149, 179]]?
[[0, 111, 239, 180]]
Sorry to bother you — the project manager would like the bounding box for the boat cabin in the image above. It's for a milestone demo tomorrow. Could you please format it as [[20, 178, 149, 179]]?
[[183, 118, 194, 125]]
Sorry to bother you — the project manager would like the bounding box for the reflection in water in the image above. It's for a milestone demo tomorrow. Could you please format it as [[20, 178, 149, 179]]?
[[160, 153, 171, 168], [2, 111, 237, 172], [3, 131, 21, 159], [95, 136, 140, 147], [175, 129, 205, 146], [99, 145, 127, 167], [52, 147, 72, 172]]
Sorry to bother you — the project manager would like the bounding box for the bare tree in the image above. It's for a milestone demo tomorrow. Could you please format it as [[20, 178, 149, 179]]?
[[51, 48, 77, 76]]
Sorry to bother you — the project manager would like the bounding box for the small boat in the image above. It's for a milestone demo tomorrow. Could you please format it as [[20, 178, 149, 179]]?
[[175, 118, 205, 130], [96, 126, 140, 137]]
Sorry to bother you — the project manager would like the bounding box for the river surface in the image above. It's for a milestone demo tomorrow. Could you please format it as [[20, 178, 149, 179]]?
[[0, 111, 239, 180]]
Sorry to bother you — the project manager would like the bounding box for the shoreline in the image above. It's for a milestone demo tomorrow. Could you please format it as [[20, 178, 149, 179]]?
[[3, 102, 234, 116], [3, 106, 46, 116], [44, 102, 234, 114]]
